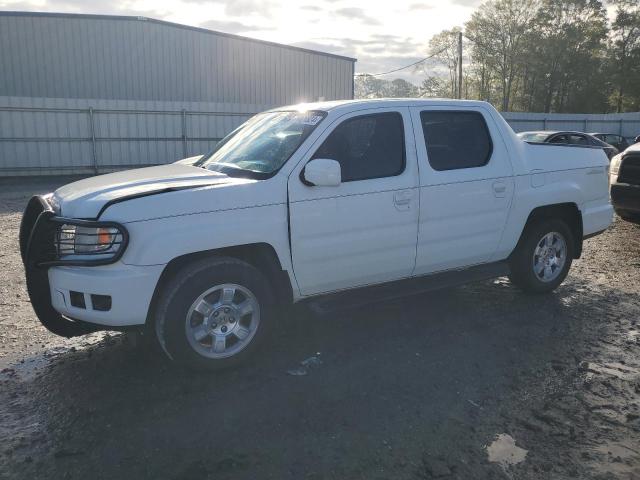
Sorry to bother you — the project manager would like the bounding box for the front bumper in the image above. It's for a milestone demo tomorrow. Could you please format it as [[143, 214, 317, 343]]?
[[611, 182, 640, 214], [49, 263, 164, 327], [20, 195, 162, 336]]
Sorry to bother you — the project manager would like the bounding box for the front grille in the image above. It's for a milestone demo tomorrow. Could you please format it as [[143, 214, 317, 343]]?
[[618, 153, 640, 185]]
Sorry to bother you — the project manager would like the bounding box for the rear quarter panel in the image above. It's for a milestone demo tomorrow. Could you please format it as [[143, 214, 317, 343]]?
[[492, 143, 611, 261]]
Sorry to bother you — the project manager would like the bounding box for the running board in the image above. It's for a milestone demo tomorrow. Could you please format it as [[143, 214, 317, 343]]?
[[305, 261, 510, 316]]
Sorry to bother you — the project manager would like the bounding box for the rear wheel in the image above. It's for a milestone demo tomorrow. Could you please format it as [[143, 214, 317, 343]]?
[[508, 218, 574, 294], [154, 257, 274, 370]]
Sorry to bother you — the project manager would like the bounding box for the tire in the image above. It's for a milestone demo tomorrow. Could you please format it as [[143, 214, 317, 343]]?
[[508, 218, 574, 294], [616, 210, 640, 224], [153, 256, 275, 370]]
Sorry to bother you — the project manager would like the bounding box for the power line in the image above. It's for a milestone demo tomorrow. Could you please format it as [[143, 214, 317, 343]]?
[[354, 43, 454, 77]]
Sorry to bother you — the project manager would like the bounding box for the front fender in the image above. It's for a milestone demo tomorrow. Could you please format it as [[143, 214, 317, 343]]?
[[119, 203, 293, 274]]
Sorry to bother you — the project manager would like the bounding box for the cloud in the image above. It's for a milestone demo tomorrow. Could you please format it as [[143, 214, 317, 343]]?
[[0, 0, 165, 17], [223, 0, 275, 17], [200, 18, 271, 34], [292, 40, 354, 58], [450, 0, 483, 5], [409, 3, 433, 10], [334, 7, 382, 25]]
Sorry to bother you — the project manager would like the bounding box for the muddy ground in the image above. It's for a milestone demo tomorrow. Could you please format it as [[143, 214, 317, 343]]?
[[1, 177, 639, 480]]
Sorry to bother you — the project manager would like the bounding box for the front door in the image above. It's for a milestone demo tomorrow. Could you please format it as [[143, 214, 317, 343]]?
[[288, 108, 419, 296]]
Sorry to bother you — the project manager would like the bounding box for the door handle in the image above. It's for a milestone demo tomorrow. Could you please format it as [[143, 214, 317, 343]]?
[[393, 190, 413, 210], [492, 181, 507, 198]]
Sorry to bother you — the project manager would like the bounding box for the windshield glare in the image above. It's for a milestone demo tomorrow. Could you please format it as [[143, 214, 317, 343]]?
[[200, 110, 326, 177]]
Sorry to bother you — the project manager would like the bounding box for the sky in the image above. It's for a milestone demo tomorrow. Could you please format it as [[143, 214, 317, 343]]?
[[0, 0, 484, 83]]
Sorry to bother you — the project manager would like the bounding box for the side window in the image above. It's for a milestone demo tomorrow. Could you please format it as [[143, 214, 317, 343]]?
[[312, 112, 405, 182], [419, 111, 492, 171], [549, 135, 568, 144], [567, 134, 588, 146]]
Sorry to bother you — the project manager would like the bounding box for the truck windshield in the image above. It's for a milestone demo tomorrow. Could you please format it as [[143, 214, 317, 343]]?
[[196, 110, 326, 178]]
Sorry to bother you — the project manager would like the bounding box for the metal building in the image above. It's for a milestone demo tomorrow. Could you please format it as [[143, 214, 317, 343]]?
[[0, 12, 356, 176]]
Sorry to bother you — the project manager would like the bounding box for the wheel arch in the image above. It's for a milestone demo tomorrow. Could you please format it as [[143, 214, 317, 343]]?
[[145, 242, 293, 326], [513, 203, 584, 259]]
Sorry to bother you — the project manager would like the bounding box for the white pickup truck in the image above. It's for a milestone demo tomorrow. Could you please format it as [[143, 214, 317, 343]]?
[[20, 99, 613, 369]]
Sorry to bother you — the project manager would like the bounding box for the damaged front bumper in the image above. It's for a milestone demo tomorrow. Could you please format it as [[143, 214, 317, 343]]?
[[19, 195, 133, 337]]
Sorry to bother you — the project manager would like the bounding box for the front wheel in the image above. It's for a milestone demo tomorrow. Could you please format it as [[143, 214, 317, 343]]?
[[154, 257, 274, 370], [508, 219, 574, 294]]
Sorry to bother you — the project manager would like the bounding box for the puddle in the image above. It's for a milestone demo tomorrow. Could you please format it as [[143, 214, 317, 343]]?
[[486, 434, 528, 469], [4, 331, 119, 381]]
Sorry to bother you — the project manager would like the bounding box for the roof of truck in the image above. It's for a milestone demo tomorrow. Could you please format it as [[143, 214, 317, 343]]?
[[272, 98, 494, 113]]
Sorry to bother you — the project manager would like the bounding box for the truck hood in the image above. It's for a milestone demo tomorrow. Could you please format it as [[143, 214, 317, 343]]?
[[53, 164, 242, 219]]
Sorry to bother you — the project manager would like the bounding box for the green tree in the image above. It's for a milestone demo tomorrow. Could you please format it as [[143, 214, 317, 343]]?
[[527, 0, 609, 113], [388, 78, 419, 97], [608, 0, 640, 112], [465, 0, 540, 111], [418, 76, 449, 98], [418, 28, 461, 98], [354, 75, 419, 99]]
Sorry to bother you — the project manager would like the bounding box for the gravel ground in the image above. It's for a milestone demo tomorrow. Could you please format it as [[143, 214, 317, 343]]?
[[1, 177, 639, 480]]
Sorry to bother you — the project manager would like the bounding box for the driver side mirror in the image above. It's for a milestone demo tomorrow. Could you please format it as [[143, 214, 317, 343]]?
[[302, 158, 341, 187]]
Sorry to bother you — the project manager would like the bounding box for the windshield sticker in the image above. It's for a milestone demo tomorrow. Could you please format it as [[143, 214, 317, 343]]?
[[302, 115, 323, 125]]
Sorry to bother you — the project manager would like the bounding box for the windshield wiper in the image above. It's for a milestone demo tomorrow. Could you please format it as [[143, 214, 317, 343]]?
[[205, 163, 269, 180]]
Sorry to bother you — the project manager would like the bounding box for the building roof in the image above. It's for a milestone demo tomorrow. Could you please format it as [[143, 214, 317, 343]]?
[[0, 11, 357, 63]]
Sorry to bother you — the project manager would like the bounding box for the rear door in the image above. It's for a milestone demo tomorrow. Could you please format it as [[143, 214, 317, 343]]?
[[410, 107, 515, 275], [288, 108, 419, 296]]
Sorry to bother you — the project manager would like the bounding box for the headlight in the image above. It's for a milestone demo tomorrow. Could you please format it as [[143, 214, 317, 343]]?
[[610, 154, 623, 178], [55, 222, 127, 262]]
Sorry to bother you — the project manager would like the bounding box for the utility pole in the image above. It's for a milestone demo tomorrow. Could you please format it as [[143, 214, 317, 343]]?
[[457, 31, 463, 99]]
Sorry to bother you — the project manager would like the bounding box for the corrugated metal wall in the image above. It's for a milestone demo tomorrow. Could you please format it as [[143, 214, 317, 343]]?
[[0, 12, 355, 176], [0, 13, 355, 104], [0, 96, 265, 175]]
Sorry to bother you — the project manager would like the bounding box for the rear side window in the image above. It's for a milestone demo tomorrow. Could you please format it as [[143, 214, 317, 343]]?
[[549, 135, 568, 144], [312, 112, 405, 182], [567, 134, 588, 146], [420, 111, 492, 171]]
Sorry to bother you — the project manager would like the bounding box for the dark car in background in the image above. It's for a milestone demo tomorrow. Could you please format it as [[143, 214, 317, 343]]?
[[610, 143, 640, 224], [518, 131, 619, 160], [590, 133, 630, 152]]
